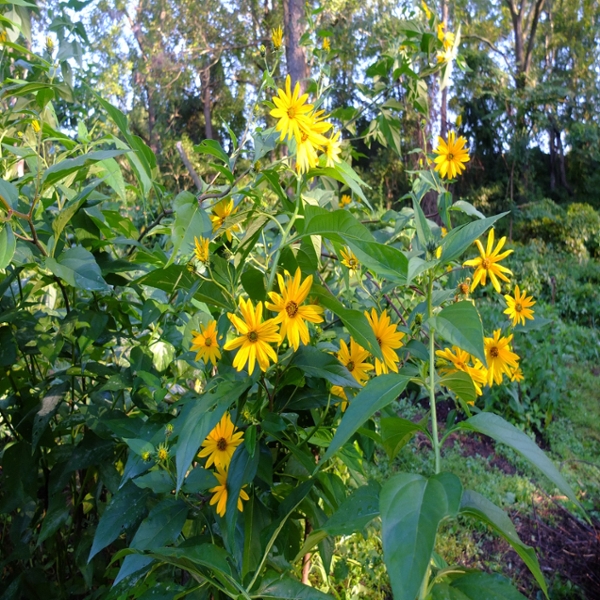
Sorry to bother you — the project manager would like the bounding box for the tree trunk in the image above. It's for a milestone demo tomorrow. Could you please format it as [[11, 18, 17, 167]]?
[[200, 67, 214, 140], [283, 0, 308, 90]]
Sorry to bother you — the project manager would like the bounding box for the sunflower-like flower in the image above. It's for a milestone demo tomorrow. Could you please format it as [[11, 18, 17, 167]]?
[[510, 366, 524, 383], [364, 309, 405, 375], [156, 442, 170, 462], [436, 345, 488, 397], [437, 23, 455, 51], [194, 236, 210, 263], [330, 385, 348, 411], [339, 194, 352, 208], [340, 247, 359, 274], [209, 466, 250, 517], [211, 198, 240, 242], [463, 229, 513, 293], [484, 329, 520, 386], [191, 320, 221, 367], [323, 130, 342, 168], [504, 285, 535, 327], [270, 75, 314, 143], [433, 131, 470, 179], [322, 37, 331, 51], [224, 298, 281, 373], [271, 26, 283, 49], [266, 268, 324, 351], [296, 128, 327, 174], [421, 1, 432, 20], [337, 338, 374, 385], [198, 412, 244, 469]]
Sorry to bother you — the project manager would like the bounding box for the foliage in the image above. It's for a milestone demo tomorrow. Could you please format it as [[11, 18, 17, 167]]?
[[0, 3, 593, 600]]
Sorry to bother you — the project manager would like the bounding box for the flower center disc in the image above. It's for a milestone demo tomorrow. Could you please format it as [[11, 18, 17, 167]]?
[[347, 360, 355, 371], [216, 437, 228, 451], [490, 346, 499, 358], [286, 301, 299, 318], [287, 107, 296, 119], [247, 331, 259, 342], [481, 258, 491, 269], [447, 153, 454, 160], [205, 337, 212, 346], [376, 337, 382, 347], [515, 303, 523, 312], [349, 259, 357, 269]]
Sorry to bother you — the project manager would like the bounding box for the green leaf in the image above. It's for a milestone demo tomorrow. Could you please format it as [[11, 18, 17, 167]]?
[[380, 416, 425, 459], [380, 472, 463, 600], [37, 505, 70, 545], [182, 467, 217, 493], [0, 224, 16, 269], [88, 481, 151, 561], [174, 380, 251, 491], [412, 196, 434, 248], [0, 179, 19, 208], [149, 340, 176, 372], [321, 482, 381, 535], [45, 246, 109, 291], [451, 200, 486, 220], [255, 571, 334, 599], [194, 139, 230, 165], [41, 150, 128, 187], [133, 470, 174, 494], [32, 383, 68, 450], [241, 266, 267, 302], [347, 239, 408, 283], [460, 490, 548, 597], [323, 373, 410, 463], [439, 213, 508, 263], [115, 498, 188, 584], [449, 572, 528, 600], [440, 371, 477, 405], [298, 206, 374, 244], [459, 413, 581, 510], [310, 283, 382, 359], [292, 345, 362, 388], [96, 157, 127, 201], [51, 181, 102, 246], [429, 301, 485, 364]]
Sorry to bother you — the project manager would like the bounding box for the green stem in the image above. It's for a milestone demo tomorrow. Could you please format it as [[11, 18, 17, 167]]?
[[427, 272, 441, 474]]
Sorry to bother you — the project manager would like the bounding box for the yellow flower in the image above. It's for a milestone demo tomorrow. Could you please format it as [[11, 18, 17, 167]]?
[[433, 131, 470, 179], [271, 26, 283, 49], [266, 268, 324, 351], [270, 75, 314, 143], [510, 366, 524, 382], [156, 443, 169, 462], [337, 338, 374, 385], [436, 345, 488, 397], [364, 309, 405, 375], [322, 37, 331, 51], [340, 194, 352, 208], [437, 23, 445, 41], [209, 466, 250, 517], [194, 236, 210, 263], [484, 329, 520, 386], [31, 120, 41, 133], [296, 128, 326, 174], [141, 450, 152, 462], [46, 36, 54, 53], [323, 130, 342, 168], [224, 298, 281, 373], [0, 31, 7, 44], [198, 412, 244, 469], [191, 320, 221, 367], [211, 198, 240, 242], [456, 113, 463, 127], [503, 285, 535, 327], [463, 229, 513, 293], [331, 385, 348, 411], [340, 247, 359, 274], [435, 226, 447, 259], [421, 1, 432, 19]]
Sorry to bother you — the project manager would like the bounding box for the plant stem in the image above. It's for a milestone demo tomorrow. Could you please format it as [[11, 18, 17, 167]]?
[[427, 272, 441, 474]]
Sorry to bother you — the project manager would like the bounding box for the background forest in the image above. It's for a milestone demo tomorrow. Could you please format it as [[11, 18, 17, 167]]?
[[1, 0, 600, 599]]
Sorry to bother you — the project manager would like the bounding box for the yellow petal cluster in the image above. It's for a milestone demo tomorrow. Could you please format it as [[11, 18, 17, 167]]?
[[209, 467, 249, 517], [504, 285, 535, 327], [271, 26, 283, 49], [463, 229, 513, 293], [484, 329, 520, 386], [433, 131, 470, 179], [191, 320, 221, 367], [436, 345, 488, 398], [364, 308, 405, 375]]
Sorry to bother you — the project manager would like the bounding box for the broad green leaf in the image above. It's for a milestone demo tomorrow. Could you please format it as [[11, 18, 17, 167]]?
[[194, 139, 230, 165], [0, 224, 16, 269], [311, 283, 382, 359], [45, 246, 109, 291], [225, 445, 259, 542], [459, 413, 581, 509], [460, 490, 548, 597], [114, 498, 188, 584], [182, 467, 217, 493], [149, 340, 175, 372], [380, 472, 463, 600], [133, 470, 174, 494], [51, 181, 102, 246], [450, 572, 528, 600], [323, 373, 410, 463], [440, 371, 477, 405], [88, 481, 151, 561], [0, 179, 19, 208], [292, 345, 362, 388], [146, 544, 234, 580], [41, 150, 128, 187], [429, 301, 485, 364], [298, 206, 374, 243], [96, 157, 127, 201], [380, 416, 425, 459], [37, 504, 70, 545], [32, 383, 68, 450], [347, 239, 408, 283], [412, 196, 434, 248], [321, 482, 381, 535], [174, 380, 251, 491], [254, 571, 334, 599], [431, 582, 471, 600], [241, 266, 267, 301], [439, 213, 508, 263], [451, 200, 485, 220]]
